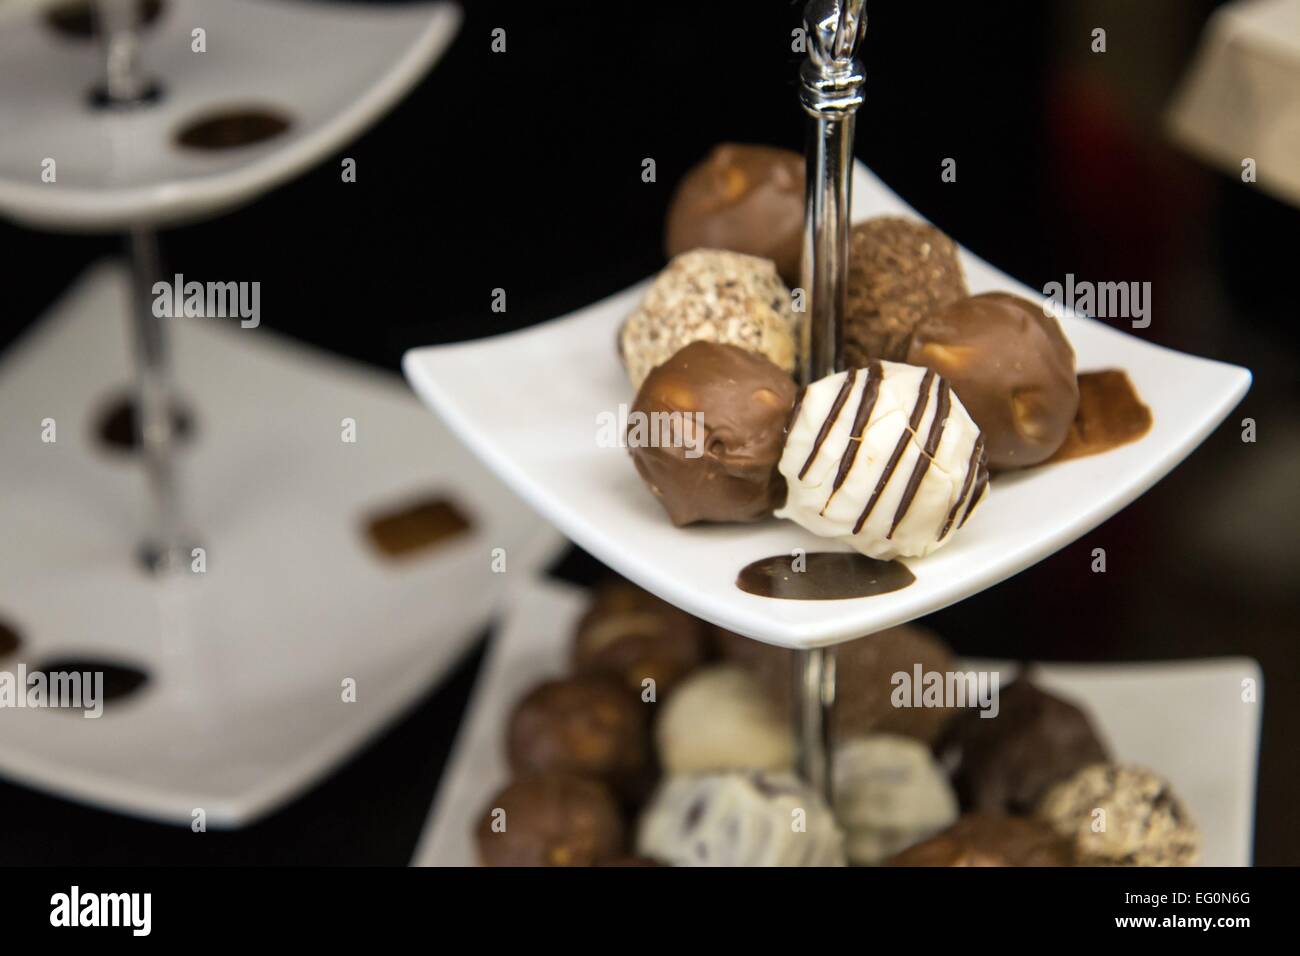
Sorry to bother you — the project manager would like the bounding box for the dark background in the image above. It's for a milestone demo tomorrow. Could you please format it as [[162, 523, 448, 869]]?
[[1, 0, 1296, 864]]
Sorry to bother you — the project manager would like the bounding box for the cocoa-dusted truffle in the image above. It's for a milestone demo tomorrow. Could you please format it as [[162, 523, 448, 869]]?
[[506, 675, 650, 797], [1038, 763, 1200, 866], [908, 293, 1079, 470], [843, 217, 968, 365], [942, 681, 1109, 815], [665, 143, 805, 285], [888, 813, 1074, 866], [476, 774, 625, 867], [628, 341, 798, 526], [573, 580, 708, 697], [619, 250, 798, 389], [715, 622, 962, 745]]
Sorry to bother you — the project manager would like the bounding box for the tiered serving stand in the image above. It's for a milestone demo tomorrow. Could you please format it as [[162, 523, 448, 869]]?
[[0, 0, 563, 826], [403, 0, 1253, 802]]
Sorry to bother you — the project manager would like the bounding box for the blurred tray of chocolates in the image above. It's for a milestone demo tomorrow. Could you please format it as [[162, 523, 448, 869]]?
[[413, 576, 1259, 867]]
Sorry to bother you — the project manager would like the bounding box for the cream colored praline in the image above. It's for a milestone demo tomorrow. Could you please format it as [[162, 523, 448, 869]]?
[[619, 249, 799, 389], [776, 361, 989, 560], [654, 664, 794, 775], [638, 770, 846, 866]]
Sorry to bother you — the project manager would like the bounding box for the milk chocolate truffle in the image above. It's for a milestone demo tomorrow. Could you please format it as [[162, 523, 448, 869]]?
[[833, 735, 959, 865], [943, 681, 1109, 815], [477, 774, 624, 867], [776, 362, 989, 559], [507, 676, 650, 797], [629, 341, 798, 526], [1038, 764, 1200, 866], [655, 665, 795, 775], [908, 293, 1079, 470], [843, 217, 968, 365], [573, 580, 708, 696], [638, 771, 846, 866], [619, 250, 799, 389], [716, 623, 962, 745], [888, 813, 1074, 866], [665, 144, 805, 285]]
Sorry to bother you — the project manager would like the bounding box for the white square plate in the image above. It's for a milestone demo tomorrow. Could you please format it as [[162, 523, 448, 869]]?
[[0, 264, 562, 826], [404, 164, 1251, 649], [412, 579, 1262, 867]]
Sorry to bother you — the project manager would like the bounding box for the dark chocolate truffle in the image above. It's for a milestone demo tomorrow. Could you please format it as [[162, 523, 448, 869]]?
[[506, 675, 650, 797], [942, 680, 1109, 815], [573, 580, 708, 696], [628, 341, 798, 526], [476, 774, 625, 867], [843, 217, 968, 365], [888, 813, 1073, 866], [909, 293, 1079, 470], [716, 622, 961, 745], [665, 143, 805, 285]]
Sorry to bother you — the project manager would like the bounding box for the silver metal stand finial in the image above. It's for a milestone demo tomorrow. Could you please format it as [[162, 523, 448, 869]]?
[[795, 0, 867, 802]]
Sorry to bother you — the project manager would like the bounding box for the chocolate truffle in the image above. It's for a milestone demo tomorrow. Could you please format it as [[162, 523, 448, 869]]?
[[619, 250, 798, 390], [638, 771, 846, 866], [843, 217, 968, 365], [665, 144, 805, 285], [942, 680, 1109, 815], [506, 676, 650, 797], [716, 623, 962, 744], [477, 774, 625, 867], [833, 735, 959, 865], [776, 362, 989, 559], [1037, 763, 1200, 866], [655, 665, 794, 775], [573, 580, 708, 696], [629, 341, 798, 526], [888, 813, 1074, 866], [908, 293, 1079, 470]]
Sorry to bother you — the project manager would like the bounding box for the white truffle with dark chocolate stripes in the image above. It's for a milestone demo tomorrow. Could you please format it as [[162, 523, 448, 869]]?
[[638, 770, 846, 866], [776, 362, 989, 560]]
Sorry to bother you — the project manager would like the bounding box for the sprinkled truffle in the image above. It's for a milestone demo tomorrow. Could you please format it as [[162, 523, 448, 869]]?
[[619, 250, 799, 389], [1037, 763, 1200, 866], [844, 217, 967, 365]]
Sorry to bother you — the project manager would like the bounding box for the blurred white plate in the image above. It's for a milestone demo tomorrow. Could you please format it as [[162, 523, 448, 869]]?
[[403, 163, 1252, 650], [0, 263, 563, 826], [0, 0, 460, 230], [412, 578, 1261, 867]]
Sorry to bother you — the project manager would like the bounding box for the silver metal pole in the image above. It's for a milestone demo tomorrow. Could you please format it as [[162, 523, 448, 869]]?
[[795, 0, 867, 801], [95, 0, 188, 572]]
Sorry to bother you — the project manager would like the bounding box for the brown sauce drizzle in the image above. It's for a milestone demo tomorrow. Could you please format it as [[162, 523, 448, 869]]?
[[365, 497, 473, 559], [176, 109, 291, 150], [1047, 370, 1153, 464], [737, 552, 915, 600], [0, 619, 21, 659], [29, 659, 149, 704]]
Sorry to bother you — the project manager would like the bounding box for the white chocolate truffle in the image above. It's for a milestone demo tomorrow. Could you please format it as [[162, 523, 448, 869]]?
[[1037, 763, 1200, 866], [655, 665, 794, 775], [833, 735, 959, 865], [638, 771, 846, 866], [776, 362, 989, 559], [619, 250, 798, 389]]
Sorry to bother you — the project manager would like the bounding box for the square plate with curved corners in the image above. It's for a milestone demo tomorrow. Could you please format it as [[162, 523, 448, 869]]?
[[412, 579, 1261, 866], [0, 264, 562, 827], [403, 164, 1251, 649]]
